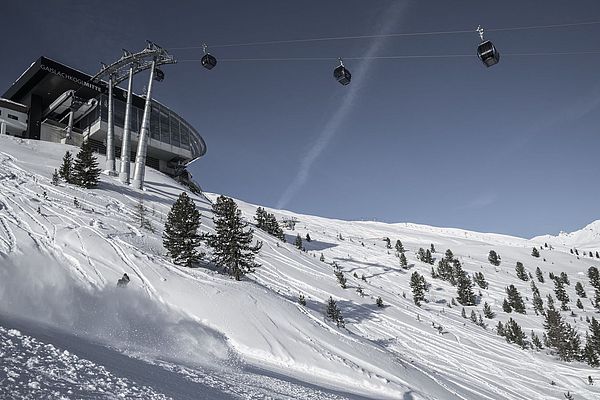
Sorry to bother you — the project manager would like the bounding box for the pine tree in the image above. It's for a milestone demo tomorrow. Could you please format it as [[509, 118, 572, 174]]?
[[515, 262, 528, 281], [532, 331, 543, 350], [384, 237, 391, 249], [590, 317, 600, 354], [544, 298, 581, 361], [583, 333, 599, 367], [430, 243, 436, 253], [135, 198, 154, 232], [473, 272, 489, 289], [576, 298, 584, 309], [504, 318, 528, 349], [163, 192, 202, 267], [399, 252, 408, 269], [424, 249, 434, 265], [531, 281, 545, 315], [72, 140, 101, 188], [410, 271, 427, 306], [560, 272, 570, 286], [376, 296, 384, 308], [444, 249, 454, 262], [295, 234, 303, 250], [51, 169, 60, 185], [254, 207, 267, 230], [395, 240, 405, 254], [417, 247, 426, 261], [575, 282, 586, 298], [456, 272, 475, 306], [461, 307, 467, 318], [506, 285, 527, 313], [496, 321, 505, 336], [305, 233, 312, 242], [483, 302, 495, 319], [553, 277, 570, 311], [532, 247, 540, 258], [503, 299, 512, 313], [326, 297, 344, 327], [206, 195, 262, 280], [334, 269, 347, 289], [488, 250, 501, 266], [535, 266, 545, 283], [298, 294, 306, 306], [58, 151, 73, 183], [469, 309, 477, 323]]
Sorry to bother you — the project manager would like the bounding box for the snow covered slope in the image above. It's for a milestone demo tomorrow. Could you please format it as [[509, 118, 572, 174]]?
[[532, 220, 600, 252], [0, 134, 599, 399]]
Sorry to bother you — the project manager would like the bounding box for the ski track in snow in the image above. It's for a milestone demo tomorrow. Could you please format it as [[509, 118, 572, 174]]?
[[1, 137, 600, 399]]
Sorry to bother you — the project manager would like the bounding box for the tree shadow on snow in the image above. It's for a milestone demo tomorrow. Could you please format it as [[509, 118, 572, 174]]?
[[284, 234, 337, 251]]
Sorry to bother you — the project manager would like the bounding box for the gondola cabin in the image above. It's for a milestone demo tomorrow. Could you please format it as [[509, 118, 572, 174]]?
[[201, 53, 218, 70], [334, 65, 351, 85], [154, 68, 165, 81], [477, 40, 500, 67]]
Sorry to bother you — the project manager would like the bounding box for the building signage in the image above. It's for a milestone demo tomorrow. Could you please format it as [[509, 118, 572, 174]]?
[[41, 64, 102, 92]]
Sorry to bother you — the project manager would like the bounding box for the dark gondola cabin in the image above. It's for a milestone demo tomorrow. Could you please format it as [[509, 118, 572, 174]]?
[[477, 40, 500, 67], [154, 68, 165, 81], [334, 65, 351, 85], [201, 53, 218, 70]]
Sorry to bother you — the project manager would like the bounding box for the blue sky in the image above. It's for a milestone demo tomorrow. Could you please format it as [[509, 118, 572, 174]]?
[[2, 1, 600, 238]]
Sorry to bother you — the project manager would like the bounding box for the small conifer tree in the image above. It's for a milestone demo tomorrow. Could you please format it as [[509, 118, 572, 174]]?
[[395, 240, 405, 254], [399, 252, 408, 269], [515, 262, 528, 281], [72, 140, 101, 188], [51, 169, 60, 185], [298, 294, 306, 306], [575, 281, 586, 298], [295, 234, 303, 249], [410, 271, 427, 306], [532, 247, 540, 258], [376, 296, 384, 307], [535, 266, 544, 283], [483, 302, 495, 319], [488, 250, 501, 266], [59, 151, 74, 183]]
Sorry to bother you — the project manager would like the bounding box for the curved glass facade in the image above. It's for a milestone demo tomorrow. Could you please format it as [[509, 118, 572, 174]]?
[[77, 94, 206, 158]]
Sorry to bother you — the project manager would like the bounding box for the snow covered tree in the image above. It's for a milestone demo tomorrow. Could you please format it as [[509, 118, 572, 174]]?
[[206, 195, 262, 280], [395, 240, 405, 254], [430, 243, 436, 253], [410, 271, 427, 306], [488, 250, 501, 266], [399, 252, 408, 269], [532, 331, 543, 350], [496, 321, 505, 336], [334, 269, 347, 289], [295, 234, 303, 250], [483, 302, 495, 319], [72, 140, 101, 189], [589, 317, 600, 353], [506, 285, 526, 314], [456, 272, 475, 306], [535, 266, 545, 283], [58, 151, 73, 183], [531, 247, 540, 258], [470, 309, 478, 323], [255, 207, 267, 230], [163, 192, 202, 267], [575, 282, 586, 298], [515, 262, 528, 281], [51, 169, 60, 185], [560, 272, 570, 286], [473, 272, 488, 289], [576, 298, 584, 309], [417, 247, 426, 261]]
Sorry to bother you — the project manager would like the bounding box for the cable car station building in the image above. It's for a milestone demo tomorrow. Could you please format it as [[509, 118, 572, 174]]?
[[1, 56, 206, 177]]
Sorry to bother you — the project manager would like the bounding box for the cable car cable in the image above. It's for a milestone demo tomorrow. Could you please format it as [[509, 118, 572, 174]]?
[[168, 20, 600, 51], [177, 50, 600, 63]]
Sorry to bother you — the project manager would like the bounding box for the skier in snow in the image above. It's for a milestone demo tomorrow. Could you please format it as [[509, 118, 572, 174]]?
[[117, 273, 130, 288]]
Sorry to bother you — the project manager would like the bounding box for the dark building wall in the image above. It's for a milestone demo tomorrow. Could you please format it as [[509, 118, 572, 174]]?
[[27, 94, 42, 140]]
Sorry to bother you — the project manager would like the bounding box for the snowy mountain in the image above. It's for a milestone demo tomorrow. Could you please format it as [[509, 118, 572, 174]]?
[[532, 220, 600, 252], [0, 134, 599, 399]]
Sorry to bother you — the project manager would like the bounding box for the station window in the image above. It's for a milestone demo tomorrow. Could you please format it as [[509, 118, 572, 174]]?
[[8, 114, 18, 121]]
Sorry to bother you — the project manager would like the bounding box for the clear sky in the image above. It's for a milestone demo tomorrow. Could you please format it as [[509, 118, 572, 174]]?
[[2, 1, 600, 238]]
